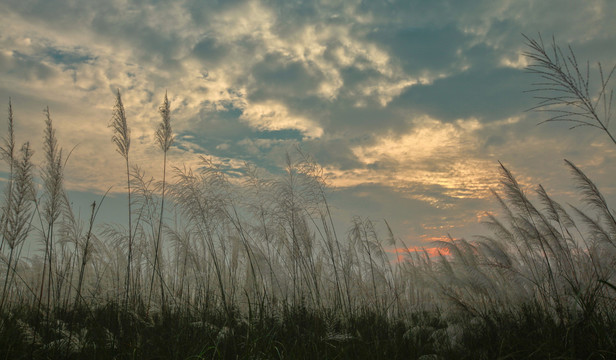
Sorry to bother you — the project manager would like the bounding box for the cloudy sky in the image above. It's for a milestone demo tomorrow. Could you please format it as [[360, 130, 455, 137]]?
[[1, 0, 615, 248]]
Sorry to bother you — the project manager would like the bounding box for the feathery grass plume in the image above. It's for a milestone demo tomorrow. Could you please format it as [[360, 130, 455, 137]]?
[[147, 91, 174, 314], [57, 186, 88, 310], [219, 187, 268, 314], [38, 107, 65, 314], [564, 159, 616, 243], [110, 90, 130, 160], [349, 217, 386, 312], [295, 149, 352, 315], [165, 224, 192, 305], [129, 164, 163, 310], [0, 98, 15, 161], [109, 89, 133, 310], [523, 37, 616, 314], [535, 184, 580, 285], [487, 189, 541, 282], [497, 162, 562, 309], [0, 99, 16, 308], [478, 162, 616, 323], [241, 163, 288, 306], [523, 34, 616, 145], [0, 99, 15, 256], [155, 91, 174, 153], [42, 107, 63, 226], [269, 152, 326, 307], [169, 163, 233, 318], [536, 184, 577, 238], [74, 190, 108, 311], [0, 142, 35, 312]]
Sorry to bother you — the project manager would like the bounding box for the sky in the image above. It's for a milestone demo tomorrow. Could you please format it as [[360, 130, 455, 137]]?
[[0, 0, 615, 249]]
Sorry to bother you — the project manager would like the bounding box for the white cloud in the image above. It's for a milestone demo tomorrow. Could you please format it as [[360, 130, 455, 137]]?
[[240, 100, 324, 138]]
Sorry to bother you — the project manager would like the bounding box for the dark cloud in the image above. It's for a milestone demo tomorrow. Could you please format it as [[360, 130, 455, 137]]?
[[266, 0, 320, 34], [45, 48, 94, 68], [185, 0, 249, 23], [5, 51, 59, 82], [248, 52, 326, 101], [325, 99, 406, 136], [367, 25, 470, 75], [91, 12, 185, 70], [192, 37, 230, 67], [189, 103, 252, 141], [301, 138, 363, 170], [0, 0, 95, 29], [392, 66, 531, 121], [355, 0, 491, 30], [337, 66, 383, 94]]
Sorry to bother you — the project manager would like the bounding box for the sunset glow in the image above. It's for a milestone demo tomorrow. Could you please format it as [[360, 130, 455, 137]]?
[[388, 245, 452, 262]]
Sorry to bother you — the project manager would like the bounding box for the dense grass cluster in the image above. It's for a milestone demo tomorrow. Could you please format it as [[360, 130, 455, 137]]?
[[1, 37, 616, 358]]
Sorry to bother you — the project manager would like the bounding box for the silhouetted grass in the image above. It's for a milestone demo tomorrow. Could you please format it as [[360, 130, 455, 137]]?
[[2, 35, 616, 358]]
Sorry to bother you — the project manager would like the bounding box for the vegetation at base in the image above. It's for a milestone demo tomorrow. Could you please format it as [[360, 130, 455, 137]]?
[[1, 35, 616, 359], [1, 302, 615, 359]]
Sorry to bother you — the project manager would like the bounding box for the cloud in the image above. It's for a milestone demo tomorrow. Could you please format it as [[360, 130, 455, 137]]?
[[328, 116, 500, 206], [0, 0, 615, 247], [240, 100, 324, 138], [367, 25, 470, 77], [249, 52, 326, 101], [388, 244, 453, 261], [391, 66, 531, 122]]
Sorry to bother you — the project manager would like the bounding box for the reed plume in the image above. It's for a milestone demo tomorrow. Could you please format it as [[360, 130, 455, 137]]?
[[0, 99, 15, 256], [524, 33, 616, 145], [147, 91, 174, 314], [0, 142, 35, 312], [109, 89, 133, 310], [38, 107, 65, 314]]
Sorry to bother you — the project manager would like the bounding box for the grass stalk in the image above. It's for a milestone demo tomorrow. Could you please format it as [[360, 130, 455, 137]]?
[[0, 142, 35, 312], [147, 91, 174, 314], [109, 89, 132, 311]]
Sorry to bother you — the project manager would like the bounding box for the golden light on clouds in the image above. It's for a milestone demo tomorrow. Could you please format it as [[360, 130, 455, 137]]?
[[327, 116, 500, 207], [352, 117, 481, 164], [240, 100, 324, 138]]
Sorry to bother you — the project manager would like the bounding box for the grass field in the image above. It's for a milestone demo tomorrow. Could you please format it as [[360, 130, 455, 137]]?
[[1, 37, 616, 359]]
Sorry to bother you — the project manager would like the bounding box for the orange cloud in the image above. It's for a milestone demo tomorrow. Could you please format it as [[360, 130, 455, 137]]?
[[387, 244, 452, 262]]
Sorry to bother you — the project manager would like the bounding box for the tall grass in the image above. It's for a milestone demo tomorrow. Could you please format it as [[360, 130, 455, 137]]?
[[37, 107, 65, 316], [1, 35, 616, 358], [0, 141, 35, 313], [146, 91, 174, 314], [109, 89, 133, 310], [524, 33, 616, 144]]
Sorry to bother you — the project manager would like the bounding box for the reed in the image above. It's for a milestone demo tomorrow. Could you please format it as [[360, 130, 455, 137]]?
[[109, 89, 133, 311], [147, 91, 174, 315], [38, 107, 65, 315]]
